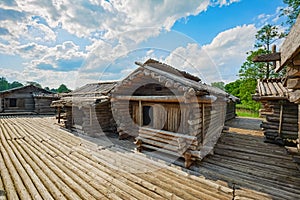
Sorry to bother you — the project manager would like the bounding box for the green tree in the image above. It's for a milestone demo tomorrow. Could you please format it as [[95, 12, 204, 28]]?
[[50, 88, 58, 93], [211, 82, 225, 91], [238, 49, 283, 80], [57, 84, 71, 93], [225, 79, 242, 97], [9, 81, 23, 89], [26, 81, 42, 88], [255, 24, 285, 78], [281, 0, 300, 29], [255, 24, 285, 51], [0, 77, 9, 91], [225, 79, 261, 112]]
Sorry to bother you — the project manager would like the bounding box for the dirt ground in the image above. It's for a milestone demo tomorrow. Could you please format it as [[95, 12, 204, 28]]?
[[225, 116, 264, 136]]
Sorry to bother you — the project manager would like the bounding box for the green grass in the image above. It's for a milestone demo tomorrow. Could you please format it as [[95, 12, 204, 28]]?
[[236, 109, 260, 118]]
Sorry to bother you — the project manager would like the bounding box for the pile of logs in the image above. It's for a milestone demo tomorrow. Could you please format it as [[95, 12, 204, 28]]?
[[261, 100, 298, 145], [136, 127, 199, 168]]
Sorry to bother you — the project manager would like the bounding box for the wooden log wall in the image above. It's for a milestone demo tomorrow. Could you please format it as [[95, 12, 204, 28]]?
[[187, 102, 206, 147], [34, 98, 56, 114], [96, 101, 117, 134], [112, 100, 139, 138], [201, 101, 227, 156], [261, 100, 299, 145], [259, 101, 273, 117], [132, 83, 174, 96], [225, 102, 236, 121], [298, 104, 300, 150], [79, 102, 117, 137], [114, 100, 196, 139], [64, 107, 73, 129], [72, 107, 84, 132], [2, 97, 34, 112], [59, 101, 117, 137]]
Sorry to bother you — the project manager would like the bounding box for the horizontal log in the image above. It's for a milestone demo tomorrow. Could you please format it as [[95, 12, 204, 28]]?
[[266, 116, 298, 124], [137, 137, 186, 153], [187, 118, 202, 126], [140, 127, 197, 141], [189, 124, 202, 133], [252, 52, 281, 62], [138, 134, 197, 151], [261, 123, 298, 132], [139, 133, 197, 150], [139, 130, 198, 146]]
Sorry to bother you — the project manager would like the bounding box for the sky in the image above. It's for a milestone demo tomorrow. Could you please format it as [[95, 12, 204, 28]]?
[[0, 0, 288, 89]]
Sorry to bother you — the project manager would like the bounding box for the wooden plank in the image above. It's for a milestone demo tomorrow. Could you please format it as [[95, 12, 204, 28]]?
[[278, 14, 300, 71], [252, 52, 281, 62], [287, 78, 300, 89], [139, 129, 198, 146], [259, 81, 267, 96], [139, 100, 142, 126], [140, 127, 197, 141], [267, 82, 278, 96]]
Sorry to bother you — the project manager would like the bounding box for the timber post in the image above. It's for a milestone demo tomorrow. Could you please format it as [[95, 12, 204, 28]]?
[[58, 107, 61, 123], [298, 104, 300, 150]]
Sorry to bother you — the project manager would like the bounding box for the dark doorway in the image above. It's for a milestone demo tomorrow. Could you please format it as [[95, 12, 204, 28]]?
[[9, 98, 17, 107], [143, 106, 153, 126]]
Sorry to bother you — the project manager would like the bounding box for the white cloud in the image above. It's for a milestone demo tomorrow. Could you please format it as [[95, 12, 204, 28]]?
[[0, 24, 257, 89], [0, 0, 245, 88], [0, 67, 78, 89], [255, 6, 285, 27], [164, 24, 257, 83], [0, 0, 240, 44], [12, 41, 87, 71], [217, 0, 240, 7], [2, 0, 212, 41]]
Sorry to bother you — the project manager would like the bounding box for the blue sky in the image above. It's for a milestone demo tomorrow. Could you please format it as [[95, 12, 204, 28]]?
[[0, 0, 288, 89]]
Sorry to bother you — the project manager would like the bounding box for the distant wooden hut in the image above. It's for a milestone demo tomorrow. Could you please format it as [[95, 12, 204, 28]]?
[[111, 59, 233, 167], [253, 14, 300, 151], [0, 85, 58, 114], [253, 78, 298, 144], [226, 94, 239, 121], [51, 82, 117, 136]]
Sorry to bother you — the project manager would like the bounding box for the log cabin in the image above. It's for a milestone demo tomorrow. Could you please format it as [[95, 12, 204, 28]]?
[[51, 82, 117, 136], [253, 78, 298, 144], [226, 94, 239, 121], [0, 84, 58, 114], [253, 14, 300, 152], [111, 59, 235, 167]]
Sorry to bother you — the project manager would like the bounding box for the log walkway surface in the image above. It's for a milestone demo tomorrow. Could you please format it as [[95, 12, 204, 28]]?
[[0, 116, 299, 200]]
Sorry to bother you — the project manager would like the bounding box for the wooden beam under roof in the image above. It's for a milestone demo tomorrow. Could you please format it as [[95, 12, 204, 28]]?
[[252, 52, 281, 62]]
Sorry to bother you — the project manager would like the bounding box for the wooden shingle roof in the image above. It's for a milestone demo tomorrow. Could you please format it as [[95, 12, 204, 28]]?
[[67, 82, 117, 97], [0, 85, 54, 95], [253, 78, 289, 100], [115, 59, 229, 98], [142, 58, 201, 82], [52, 82, 117, 107]]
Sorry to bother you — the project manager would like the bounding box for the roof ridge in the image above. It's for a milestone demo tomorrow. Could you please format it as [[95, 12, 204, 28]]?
[[142, 58, 201, 82]]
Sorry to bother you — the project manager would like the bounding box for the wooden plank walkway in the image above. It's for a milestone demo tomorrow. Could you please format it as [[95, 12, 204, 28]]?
[[197, 127, 300, 200], [0, 116, 299, 199]]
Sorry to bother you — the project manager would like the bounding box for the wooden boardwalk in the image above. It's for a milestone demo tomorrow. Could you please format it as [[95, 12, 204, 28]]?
[[199, 127, 300, 200], [0, 116, 299, 199]]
